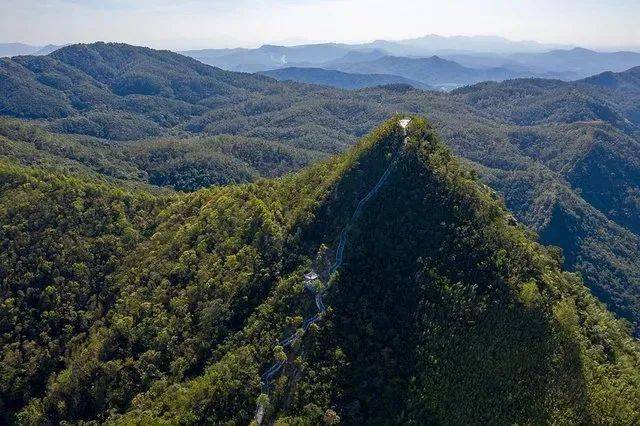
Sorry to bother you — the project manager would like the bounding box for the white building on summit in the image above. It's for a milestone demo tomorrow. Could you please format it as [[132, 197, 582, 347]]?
[[399, 118, 411, 135], [304, 271, 318, 281]]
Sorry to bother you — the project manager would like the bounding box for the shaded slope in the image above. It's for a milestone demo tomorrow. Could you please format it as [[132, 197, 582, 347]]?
[[437, 81, 640, 329]]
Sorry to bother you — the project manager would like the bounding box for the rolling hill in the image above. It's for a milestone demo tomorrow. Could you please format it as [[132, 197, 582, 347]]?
[[0, 118, 321, 191]]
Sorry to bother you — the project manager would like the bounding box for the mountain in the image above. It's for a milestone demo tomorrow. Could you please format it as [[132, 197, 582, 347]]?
[[444, 74, 640, 328], [1, 42, 426, 154], [2, 118, 639, 424], [1, 43, 640, 337], [323, 49, 389, 66], [439, 48, 640, 81], [383, 34, 568, 55], [33, 44, 64, 55], [579, 66, 640, 123], [182, 43, 357, 72], [330, 55, 524, 89], [582, 65, 640, 91], [0, 43, 63, 57], [510, 47, 640, 79], [181, 35, 566, 72], [0, 43, 41, 57], [179, 38, 640, 84], [259, 67, 432, 90], [0, 42, 391, 149]]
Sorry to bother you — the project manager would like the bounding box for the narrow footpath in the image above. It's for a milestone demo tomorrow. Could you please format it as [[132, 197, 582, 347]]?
[[254, 118, 411, 424]]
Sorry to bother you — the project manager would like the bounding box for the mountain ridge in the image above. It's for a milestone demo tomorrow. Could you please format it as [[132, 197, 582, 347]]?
[[328, 54, 525, 88]]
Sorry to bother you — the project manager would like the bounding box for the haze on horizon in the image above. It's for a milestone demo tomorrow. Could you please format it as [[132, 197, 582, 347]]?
[[1, 0, 639, 51]]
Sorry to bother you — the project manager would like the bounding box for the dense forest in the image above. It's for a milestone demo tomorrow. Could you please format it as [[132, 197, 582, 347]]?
[[0, 118, 321, 191], [2, 43, 639, 336], [1, 118, 639, 423]]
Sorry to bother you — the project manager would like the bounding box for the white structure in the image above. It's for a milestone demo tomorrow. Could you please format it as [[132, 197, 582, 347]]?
[[254, 404, 265, 425], [304, 271, 318, 281], [399, 118, 411, 135]]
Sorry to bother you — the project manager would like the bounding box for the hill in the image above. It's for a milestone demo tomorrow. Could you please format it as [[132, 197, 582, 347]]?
[[0, 42, 399, 151], [259, 67, 432, 90], [330, 55, 524, 89], [510, 47, 640, 79], [0, 118, 321, 191], [1, 43, 639, 336], [3, 118, 639, 424], [182, 43, 357, 72]]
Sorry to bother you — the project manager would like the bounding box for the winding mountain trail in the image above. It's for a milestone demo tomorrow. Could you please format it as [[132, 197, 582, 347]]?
[[254, 119, 410, 424]]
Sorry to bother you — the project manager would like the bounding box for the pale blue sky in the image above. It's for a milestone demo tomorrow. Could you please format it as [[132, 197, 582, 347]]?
[[1, 0, 638, 49]]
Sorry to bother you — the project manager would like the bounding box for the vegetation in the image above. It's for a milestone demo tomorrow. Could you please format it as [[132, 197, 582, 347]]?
[[331, 54, 524, 87], [0, 118, 321, 191], [1, 118, 639, 424], [1, 43, 640, 336], [0, 161, 163, 421]]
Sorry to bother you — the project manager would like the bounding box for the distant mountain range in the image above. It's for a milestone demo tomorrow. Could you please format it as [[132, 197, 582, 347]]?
[[259, 67, 433, 90], [180, 36, 640, 89], [181, 34, 568, 72], [183, 43, 357, 73], [325, 55, 529, 89], [510, 47, 640, 77], [0, 43, 64, 57]]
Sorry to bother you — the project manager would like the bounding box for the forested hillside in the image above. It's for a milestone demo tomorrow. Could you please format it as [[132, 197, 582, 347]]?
[[0, 161, 165, 421], [0, 118, 320, 191], [1, 43, 639, 336], [0, 42, 394, 150], [3, 118, 638, 424]]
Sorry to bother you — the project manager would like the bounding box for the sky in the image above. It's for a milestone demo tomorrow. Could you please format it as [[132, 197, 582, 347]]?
[[1, 0, 639, 50]]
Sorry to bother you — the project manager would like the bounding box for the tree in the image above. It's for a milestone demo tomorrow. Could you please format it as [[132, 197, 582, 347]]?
[[323, 409, 340, 425]]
